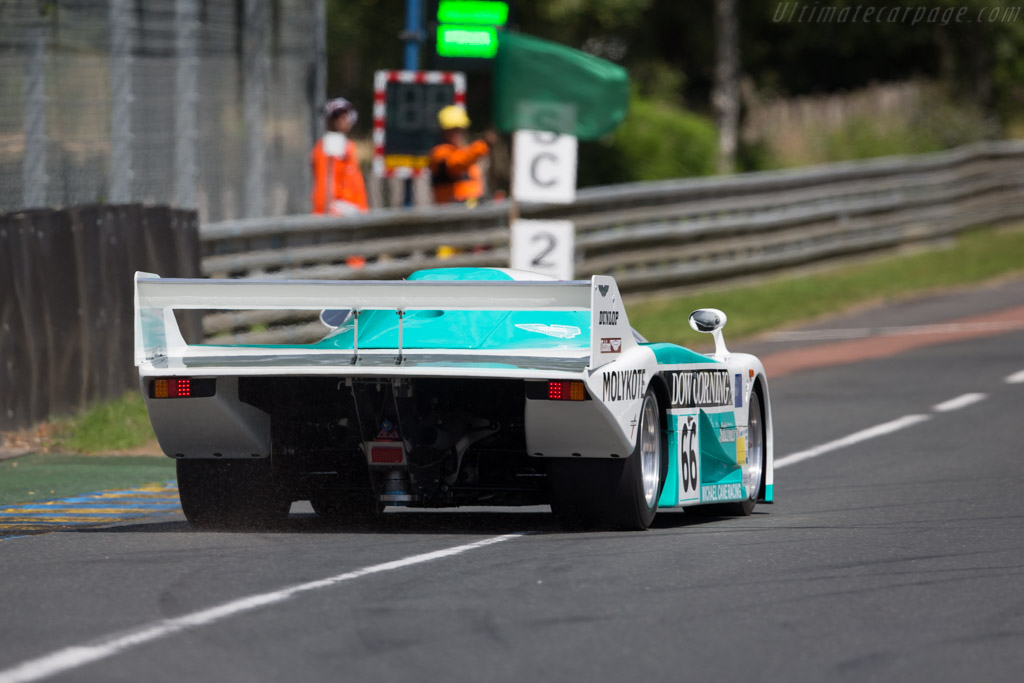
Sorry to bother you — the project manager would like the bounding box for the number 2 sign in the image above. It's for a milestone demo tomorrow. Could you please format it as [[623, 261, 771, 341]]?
[[510, 219, 575, 280]]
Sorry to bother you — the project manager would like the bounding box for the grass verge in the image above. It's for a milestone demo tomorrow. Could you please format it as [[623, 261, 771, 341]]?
[[0, 453, 174, 506], [49, 391, 155, 453], [628, 224, 1024, 345]]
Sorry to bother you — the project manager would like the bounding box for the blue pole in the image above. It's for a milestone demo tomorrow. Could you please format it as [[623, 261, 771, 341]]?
[[404, 0, 421, 70], [403, 0, 422, 207]]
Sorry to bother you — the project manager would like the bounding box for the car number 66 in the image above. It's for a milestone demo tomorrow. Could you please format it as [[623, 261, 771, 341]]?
[[679, 417, 700, 500]]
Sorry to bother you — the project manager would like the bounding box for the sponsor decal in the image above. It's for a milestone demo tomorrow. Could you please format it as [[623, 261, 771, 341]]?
[[602, 369, 646, 402], [600, 337, 622, 353], [629, 413, 638, 438], [734, 374, 743, 408], [668, 370, 733, 409], [597, 284, 610, 297], [736, 435, 746, 465], [702, 483, 743, 502], [598, 310, 619, 326], [515, 323, 582, 339], [720, 426, 745, 446], [376, 419, 400, 441]]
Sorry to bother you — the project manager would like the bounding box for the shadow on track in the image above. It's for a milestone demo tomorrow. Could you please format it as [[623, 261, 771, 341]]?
[[79, 510, 563, 536], [75, 506, 762, 537]]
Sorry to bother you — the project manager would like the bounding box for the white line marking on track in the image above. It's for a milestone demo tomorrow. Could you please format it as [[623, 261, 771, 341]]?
[[775, 414, 931, 470], [0, 533, 527, 683], [932, 392, 988, 413], [763, 320, 1024, 343], [1005, 369, 1024, 384]]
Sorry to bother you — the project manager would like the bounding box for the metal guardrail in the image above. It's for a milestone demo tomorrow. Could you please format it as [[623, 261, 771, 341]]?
[[200, 141, 1024, 344]]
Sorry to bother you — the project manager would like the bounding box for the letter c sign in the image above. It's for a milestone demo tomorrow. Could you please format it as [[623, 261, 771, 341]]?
[[530, 151, 559, 188], [512, 129, 578, 204]]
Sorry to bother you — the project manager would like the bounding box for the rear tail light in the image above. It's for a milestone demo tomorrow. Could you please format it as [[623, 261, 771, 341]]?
[[150, 378, 215, 399], [153, 378, 189, 398], [547, 380, 586, 401]]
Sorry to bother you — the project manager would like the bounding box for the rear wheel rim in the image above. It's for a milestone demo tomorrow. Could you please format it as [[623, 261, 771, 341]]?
[[640, 394, 661, 509], [746, 393, 764, 501]]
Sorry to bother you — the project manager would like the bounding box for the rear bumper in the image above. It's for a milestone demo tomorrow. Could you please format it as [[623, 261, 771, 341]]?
[[142, 376, 271, 459]]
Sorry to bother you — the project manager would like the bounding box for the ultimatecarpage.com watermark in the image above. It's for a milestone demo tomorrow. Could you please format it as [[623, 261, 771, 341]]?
[[773, 3, 1022, 24]]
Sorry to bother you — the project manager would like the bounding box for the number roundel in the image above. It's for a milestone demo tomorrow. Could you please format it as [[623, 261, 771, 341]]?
[[680, 417, 698, 493]]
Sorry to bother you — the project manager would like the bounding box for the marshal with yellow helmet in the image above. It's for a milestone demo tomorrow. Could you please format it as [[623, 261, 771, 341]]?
[[429, 104, 492, 206]]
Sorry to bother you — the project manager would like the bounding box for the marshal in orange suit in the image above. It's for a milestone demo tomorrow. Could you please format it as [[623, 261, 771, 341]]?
[[310, 97, 369, 215]]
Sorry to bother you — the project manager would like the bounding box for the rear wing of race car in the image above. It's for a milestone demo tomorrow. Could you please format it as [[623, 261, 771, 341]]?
[[133, 272, 636, 370]]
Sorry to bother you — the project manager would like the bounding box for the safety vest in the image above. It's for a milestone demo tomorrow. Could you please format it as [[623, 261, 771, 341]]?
[[310, 137, 369, 214], [429, 140, 488, 205]]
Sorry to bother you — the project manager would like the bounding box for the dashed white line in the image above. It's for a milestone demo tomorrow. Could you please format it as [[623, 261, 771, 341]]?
[[763, 320, 1024, 343], [932, 392, 988, 413], [774, 414, 932, 470], [0, 533, 527, 683], [1005, 369, 1024, 384], [777, 383, 1007, 469]]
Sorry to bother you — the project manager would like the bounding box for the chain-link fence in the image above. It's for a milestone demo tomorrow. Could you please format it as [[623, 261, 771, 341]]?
[[0, 0, 325, 223]]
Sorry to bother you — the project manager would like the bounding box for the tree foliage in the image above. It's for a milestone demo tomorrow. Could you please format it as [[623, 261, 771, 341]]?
[[578, 95, 717, 187], [325, 0, 1024, 181]]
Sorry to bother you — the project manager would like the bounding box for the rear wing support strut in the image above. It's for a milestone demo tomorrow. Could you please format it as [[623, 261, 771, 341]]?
[[348, 308, 404, 365], [396, 310, 405, 365], [351, 310, 360, 365]]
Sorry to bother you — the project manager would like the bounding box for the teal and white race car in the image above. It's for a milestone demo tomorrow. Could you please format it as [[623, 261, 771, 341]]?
[[134, 267, 773, 530]]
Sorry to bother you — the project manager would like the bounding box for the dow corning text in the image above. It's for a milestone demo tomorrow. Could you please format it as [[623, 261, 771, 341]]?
[[669, 370, 733, 408]]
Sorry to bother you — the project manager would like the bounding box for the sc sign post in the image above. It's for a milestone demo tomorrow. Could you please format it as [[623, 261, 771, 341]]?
[[509, 102, 578, 279], [510, 219, 575, 281]]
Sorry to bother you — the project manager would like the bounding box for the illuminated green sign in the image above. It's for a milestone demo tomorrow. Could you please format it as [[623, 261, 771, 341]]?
[[436, 25, 498, 58], [437, 1, 509, 26], [434, 1, 508, 61]]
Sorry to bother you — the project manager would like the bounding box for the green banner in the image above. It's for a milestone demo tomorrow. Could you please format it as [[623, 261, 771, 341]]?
[[494, 32, 629, 140]]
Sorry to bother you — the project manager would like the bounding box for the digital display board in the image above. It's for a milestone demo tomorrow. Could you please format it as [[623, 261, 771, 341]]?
[[372, 71, 466, 178]]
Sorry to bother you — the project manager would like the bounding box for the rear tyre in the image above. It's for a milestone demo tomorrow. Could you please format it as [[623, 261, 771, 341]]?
[[176, 459, 290, 530], [608, 389, 668, 529], [549, 389, 667, 531], [722, 388, 765, 516]]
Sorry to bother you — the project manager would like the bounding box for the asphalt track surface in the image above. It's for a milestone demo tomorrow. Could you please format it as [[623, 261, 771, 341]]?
[[2, 280, 1023, 683]]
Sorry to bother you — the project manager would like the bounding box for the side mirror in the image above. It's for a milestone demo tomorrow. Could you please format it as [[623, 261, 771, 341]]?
[[688, 308, 727, 334], [688, 308, 729, 359]]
